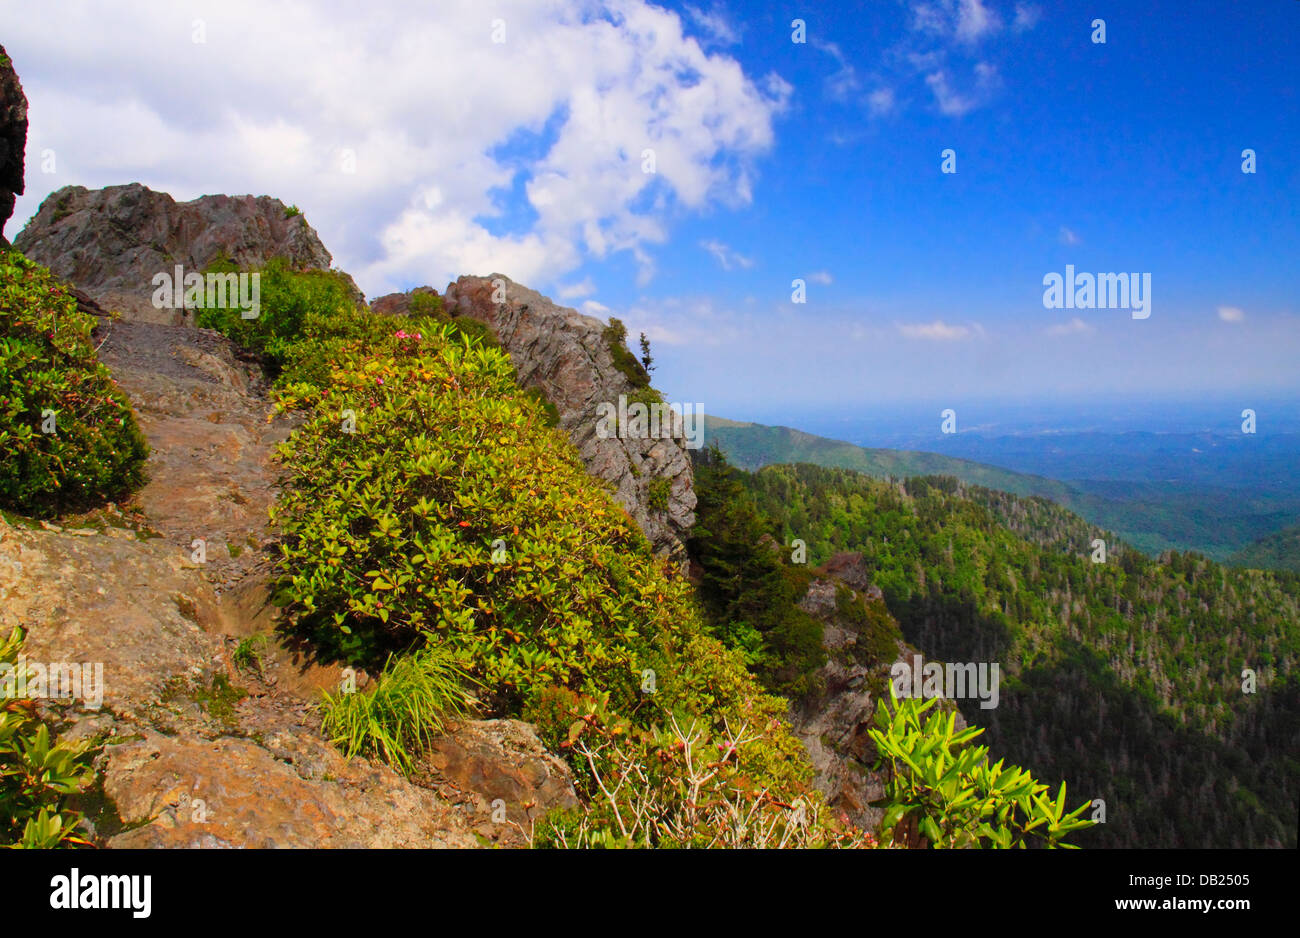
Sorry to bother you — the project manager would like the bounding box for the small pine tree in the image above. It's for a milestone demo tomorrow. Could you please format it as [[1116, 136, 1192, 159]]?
[[639, 332, 654, 374]]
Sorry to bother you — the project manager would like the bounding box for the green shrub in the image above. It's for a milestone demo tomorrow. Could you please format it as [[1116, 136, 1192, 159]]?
[[647, 476, 671, 512], [409, 290, 503, 351], [406, 291, 443, 318], [0, 627, 95, 848], [869, 690, 1094, 848], [320, 643, 474, 775], [196, 256, 360, 373], [272, 324, 657, 701], [0, 250, 149, 516], [270, 320, 818, 821], [602, 317, 652, 389]]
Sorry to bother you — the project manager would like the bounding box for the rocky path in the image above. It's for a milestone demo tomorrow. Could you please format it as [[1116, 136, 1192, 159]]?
[[1, 317, 574, 848], [96, 318, 289, 596]]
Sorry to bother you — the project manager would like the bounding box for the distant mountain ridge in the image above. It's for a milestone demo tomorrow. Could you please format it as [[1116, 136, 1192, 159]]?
[[704, 415, 1300, 568], [703, 415, 1074, 499]]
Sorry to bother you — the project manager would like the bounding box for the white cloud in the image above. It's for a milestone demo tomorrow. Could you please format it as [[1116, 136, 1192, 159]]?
[[1013, 3, 1042, 32], [1218, 305, 1246, 323], [581, 300, 612, 317], [808, 270, 833, 285], [684, 4, 741, 47], [1047, 317, 1094, 336], [867, 87, 897, 117], [1059, 226, 1081, 246], [926, 62, 1000, 116], [955, 0, 1001, 43], [557, 278, 597, 300], [623, 295, 750, 347], [638, 323, 690, 345], [910, 0, 1002, 45], [898, 319, 980, 341], [814, 40, 861, 101], [7, 0, 788, 297], [700, 238, 754, 271]]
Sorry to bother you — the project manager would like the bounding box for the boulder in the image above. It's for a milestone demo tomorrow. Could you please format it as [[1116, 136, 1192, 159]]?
[[13, 183, 362, 322], [422, 719, 580, 846], [370, 285, 439, 317], [103, 731, 479, 849]]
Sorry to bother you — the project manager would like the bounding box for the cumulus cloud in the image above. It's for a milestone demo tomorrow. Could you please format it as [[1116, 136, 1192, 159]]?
[[1218, 305, 1246, 323], [7, 0, 788, 297], [898, 319, 980, 340], [700, 238, 754, 271]]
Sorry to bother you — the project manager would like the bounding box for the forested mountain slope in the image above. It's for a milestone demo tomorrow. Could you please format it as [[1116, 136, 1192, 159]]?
[[741, 463, 1300, 848]]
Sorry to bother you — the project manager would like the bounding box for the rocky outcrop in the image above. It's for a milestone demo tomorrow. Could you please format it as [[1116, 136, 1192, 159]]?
[[13, 183, 361, 322], [443, 274, 696, 561], [786, 552, 966, 831], [0, 45, 28, 244], [370, 285, 439, 317]]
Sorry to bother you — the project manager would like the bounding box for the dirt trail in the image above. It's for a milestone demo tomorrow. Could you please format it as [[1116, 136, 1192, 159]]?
[[96, 318, 293, 596]]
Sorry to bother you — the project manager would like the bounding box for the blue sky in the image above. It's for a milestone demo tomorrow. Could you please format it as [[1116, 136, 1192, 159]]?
[[593, 0, 1300, 419], [7, 0, 1299, 422]]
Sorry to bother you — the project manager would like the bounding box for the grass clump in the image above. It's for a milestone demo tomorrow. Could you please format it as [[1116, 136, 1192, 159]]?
[[320, 644, 473, 776], [232, 635, 269, 673]]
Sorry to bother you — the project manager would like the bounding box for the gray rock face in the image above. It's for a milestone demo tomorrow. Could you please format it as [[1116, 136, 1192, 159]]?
[[786, 554, 966, 832], [0, 44, 28, 244], [443, 274, 696, 561], [13, 183, 359, 322]]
